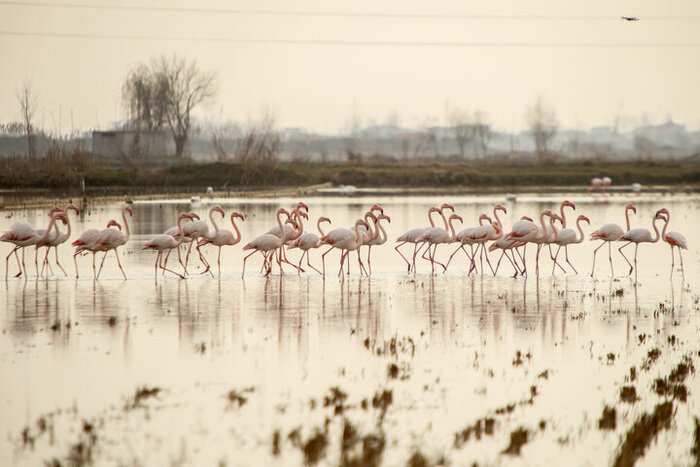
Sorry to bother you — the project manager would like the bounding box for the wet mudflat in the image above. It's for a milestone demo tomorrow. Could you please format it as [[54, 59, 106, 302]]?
[[1, 193, 699, 466]]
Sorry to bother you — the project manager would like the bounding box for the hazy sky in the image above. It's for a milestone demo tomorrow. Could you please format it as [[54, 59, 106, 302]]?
[[1, 0, 699, 135]]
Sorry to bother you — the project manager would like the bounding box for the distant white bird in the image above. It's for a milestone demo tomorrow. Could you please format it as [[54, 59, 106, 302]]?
[[655, 208, 688, 276]]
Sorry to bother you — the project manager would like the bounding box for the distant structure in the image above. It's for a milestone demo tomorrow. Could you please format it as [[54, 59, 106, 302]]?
[[92, 130, 169, 159], [621, 16, 640, 21]]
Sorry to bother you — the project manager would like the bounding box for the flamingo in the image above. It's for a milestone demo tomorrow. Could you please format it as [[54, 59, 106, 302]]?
[[552, 215, 590, 274], [72, 220, 119, 279], [242, 208, 291, 277], [1, 210, 68, 280], [94, 205, 133, 280], [446, 213, 491, 273], [266, 205, 307, 272], [161, 214, 195, 274], [505, 210, 554, 276], [320, 219, 370, 277], [395, 204, 452, 273], [287, 216, 332, 274], [464, 204, 507, 275], [33, 206, 65, 277], [618, 210, 665, 278], [365, 213, 390, 274], [198, 207, 245, 277], [183, 208, 215, 277], [488, 235, 522, 277], [590, 203, 636, 277], [35, 204, 79, 276], [143, 213, 197, 280], [355, 211, 378, 276], [655, 208, 688, 276], [418, 213, 464, 274], [588, 177, 611, 194]]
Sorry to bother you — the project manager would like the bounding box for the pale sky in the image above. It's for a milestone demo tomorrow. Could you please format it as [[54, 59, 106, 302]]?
[[1, 0, 700, 135]]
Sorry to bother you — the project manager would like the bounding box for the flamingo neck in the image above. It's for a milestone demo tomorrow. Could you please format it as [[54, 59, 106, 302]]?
[[625, 207, 633, 231], [277, 210, 287, 243], [294, 210, 305, 234], [547, 216, 558, 241], [448, 218, 459, 238], [575, 218, 586, 243], [439, 208, 449, 230], [39, 214, 60, 243], [363, 213, 376, 239], [376, 218, 387, 243], [560, 204, 569, 228], [231, 214, 241, 243], [651, 218, 661, 243], [122, 207, 131, 242], [538, 212, 548, 239], [317, 218, 328, 237], [175, 216, 187, 247], [210, 208, 220, 237], [492, 208, 503, 230], [353, 222, 363, 248], [428, 209, 438, 227]]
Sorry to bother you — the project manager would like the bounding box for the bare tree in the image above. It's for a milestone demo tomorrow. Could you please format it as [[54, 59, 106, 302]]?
[[449, 109, 474, 159], [472, 111, 492, 159], [123, 55, 216, 158], [526, 97, 558, 161], [17, 81, 37, 158]]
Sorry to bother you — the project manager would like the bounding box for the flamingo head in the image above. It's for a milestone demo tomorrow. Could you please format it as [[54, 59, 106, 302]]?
[[188, 212, 201, 220], [357, 219, 370, 229], [428, 206, 440, 214], [625, 204, 637, 214], [370, 204, 384, 214], [366, 212, 378, 222], [55, 212, 69, 225], [180, 212, 196, 222], [562, 200, 576, 210], [542, 210, 554, 217], [296, 202, 309, 212], [449, 214, 464, 224], [656, 208, 669, 217], [479, 214, 492, 224], [379, 214, 391, 223], [579, 215, 590, 224], [286, 218, 299, 228], [48, 206, 63, 215], [65, 204, 80, 215], [521, 216, 534, 222], [231, 211, 244, 221], [494, 204, 507, 214], [107, 219, 122, 230], [213, 205, 225, 217], [440, 203, 455, 212], [123, 205, 133, 216], [319, 216, 332, 224], [278, 208, 291, 218], [298, 211, 309, 220], [551, 214, 564, 224], [654, 211, 667, 221]]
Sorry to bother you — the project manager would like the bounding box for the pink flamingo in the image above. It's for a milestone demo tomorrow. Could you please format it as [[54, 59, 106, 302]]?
[[198, 207, 245, 277], [33, 206, 65, 277], [365, 213, 391, 274], [505, 210, 554, 276], [618, 210, 665, 278], [395, 204, 452, 273], [418, 213, 464, 274], [72, 220, 120, 279], [488, 235, 522, 277], [446, 213, 491, 273], [464, 204, 507, 275], [143, 213, 197, 280], [183, 208, 215, 276], [320, 219, 370, 277], [552, 215, 590, 274], [588, 177, 611, 194], [655, 208, 688, 276], [36, 204, 79, 276], [94, 205, 133, 280], [1, 210, 68, 280], [287, 216, 332, 274], [266, 205, 307, 273], [242, 208, 291, 277], [590, 203, 636, 276]]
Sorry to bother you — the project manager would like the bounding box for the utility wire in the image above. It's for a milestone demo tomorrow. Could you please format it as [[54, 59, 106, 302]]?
[[1, 30, 700, 47], [0, 1, 698, 21]]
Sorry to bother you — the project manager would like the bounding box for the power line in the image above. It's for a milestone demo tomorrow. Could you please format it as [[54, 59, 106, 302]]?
[[1, 1, 699, 21], [2, 30, 700, 47]]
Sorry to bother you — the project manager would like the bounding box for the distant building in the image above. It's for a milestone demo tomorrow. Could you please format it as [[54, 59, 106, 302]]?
[[92, 130, 169, 159]]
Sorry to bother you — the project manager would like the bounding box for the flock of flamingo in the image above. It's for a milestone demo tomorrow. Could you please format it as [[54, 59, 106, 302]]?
[[0, 199, 689, 281]]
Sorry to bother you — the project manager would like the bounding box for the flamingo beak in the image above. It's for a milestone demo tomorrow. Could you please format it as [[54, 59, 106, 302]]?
[[384, 215, 391, 223], [583, 216, 590, 223]]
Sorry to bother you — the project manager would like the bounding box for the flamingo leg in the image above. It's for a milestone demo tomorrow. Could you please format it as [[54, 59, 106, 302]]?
[[564, 246, 578, 275], [161, 250, 171, 275], [367, 245, 373, 275], [217, 246, 222, 277], [14, 247, 23, 278], [413, 243, 427, 273], [160, 253, 185, 279], [6, 246, 19, 280], [53, 246, 67, 276], [591, 241, 605, 276], [321, 246, 335, 277], [618, 242, 633, 276], [395, 242, 411, 272], [432, 244, 447, 273], [242, 250, 257, 278], [552, 246, 561, 275], [184, 240, 194, 271], [114, 249, 127, 280], [154, 252, 160, 281], [297, 250, 305, 275], [196, 243, 214, 277], [92, 252, 96, 280], [468, 245, 478, 275], [481, 244, 495, 275], [306, 250, 321, 274], [73, 252, 80, 279], [633, 244, 639, 281], [357, 250, 368, 276], [338, 250, 347, 277], [679, 248, 684, 275], [444, 244, 463, 271], [97, 252, 108, 279], [549, 244, 567, 274]]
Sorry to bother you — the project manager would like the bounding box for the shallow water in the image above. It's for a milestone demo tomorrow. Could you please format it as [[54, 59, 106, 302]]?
[[1, 193, 699, 466]]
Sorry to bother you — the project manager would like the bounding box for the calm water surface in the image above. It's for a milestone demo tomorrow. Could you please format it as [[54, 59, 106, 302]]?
[[1, 193, 699, 466]]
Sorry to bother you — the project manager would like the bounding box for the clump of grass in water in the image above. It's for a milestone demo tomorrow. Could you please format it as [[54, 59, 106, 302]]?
[[641, 348, 661, 371], [126, 386, 161, 410], [339, 418, 386, 467], [454, 417, 496, 448], [692, 417, 700, 465], [598, 406, 617, 430], [620, 386, 638, 403], [613, 402, 674, 467], [323, 387, 348, 415], [502, 427, 529, 455]]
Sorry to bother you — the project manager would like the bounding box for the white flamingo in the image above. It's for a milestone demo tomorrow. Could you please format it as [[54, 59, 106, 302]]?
[[590, 203, 636, 277], [320, 219, 370, 277], [418, 213, 464, 274], [143, 213, 197, 280], [655, 208, 688, 276], [198, 207, 245, 277], [552, 215, 590, 274], [36, 204, 79, 277], [287, 216, 332, 274], [395, 204, 452, 273], [618, 210, 665, 278], [72, 220, 121, 279], [242, 208, 291, 277], [94, 205, 133, 280], [365, 213, 391, 274]]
